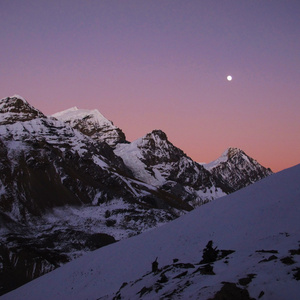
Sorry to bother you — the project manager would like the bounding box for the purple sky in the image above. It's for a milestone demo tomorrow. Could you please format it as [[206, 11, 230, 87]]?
[[1, 0, 300, 171]]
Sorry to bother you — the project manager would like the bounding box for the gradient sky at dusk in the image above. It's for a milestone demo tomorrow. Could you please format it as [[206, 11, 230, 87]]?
[[1, 0, 300, 172]]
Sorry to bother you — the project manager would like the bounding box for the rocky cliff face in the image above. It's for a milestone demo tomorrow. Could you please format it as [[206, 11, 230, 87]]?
[[203, 147, 273, 192], [52, 107, 127, 147], [114, 130, 228, 207]]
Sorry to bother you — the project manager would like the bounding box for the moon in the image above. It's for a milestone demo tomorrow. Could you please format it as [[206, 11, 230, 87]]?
[[227, 75, 233, 81]]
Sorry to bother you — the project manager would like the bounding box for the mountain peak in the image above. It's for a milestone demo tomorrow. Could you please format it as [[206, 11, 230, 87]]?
[[223, 147, 244, 159], [138, 129, 177, 155], [0, 95, 29, 110], [148, 129, 168, 141], [9, 94, 28, 103], [52, 107, 106, 124], [0, 95, 45, 125], [52, 107, 127, 146], [204, 147, 273, 191]]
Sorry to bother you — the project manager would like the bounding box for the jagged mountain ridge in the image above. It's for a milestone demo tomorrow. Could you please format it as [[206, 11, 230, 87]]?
[[52, 106, 127, 147], [51, 104, 272, 205], [114, 130, 229, 207], [0, 96, 190, 220]]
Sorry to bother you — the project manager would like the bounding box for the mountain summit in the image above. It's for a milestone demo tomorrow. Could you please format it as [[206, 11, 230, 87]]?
[[0, 95, 45, 125], [203, 147, 273, 191], [52, 107, 126, 146]]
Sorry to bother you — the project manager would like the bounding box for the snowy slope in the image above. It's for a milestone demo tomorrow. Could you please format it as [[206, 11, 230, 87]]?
[[3, 164, 300, 300], [52, 107, 126, 146]]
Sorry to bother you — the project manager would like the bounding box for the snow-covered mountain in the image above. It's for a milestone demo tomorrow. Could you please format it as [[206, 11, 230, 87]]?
[[203, 147, 273, 192], [52, 107, 127, 147], [0, 96, 190, 295], [3, 164, 299, 300], [53, 107, 272, 206], [114, 130, 228, 207], [0, 95, 273, 296], [0, 97, 189, 221]]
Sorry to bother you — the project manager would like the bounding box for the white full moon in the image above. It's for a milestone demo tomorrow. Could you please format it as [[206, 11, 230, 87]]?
[[227, 75, 233, 81]]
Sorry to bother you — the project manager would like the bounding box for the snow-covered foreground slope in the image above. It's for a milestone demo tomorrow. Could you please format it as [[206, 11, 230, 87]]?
[[3, 164, 300, 300]]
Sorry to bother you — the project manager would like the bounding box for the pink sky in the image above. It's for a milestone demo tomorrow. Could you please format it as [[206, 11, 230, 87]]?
[[1, 1, 300, 172]]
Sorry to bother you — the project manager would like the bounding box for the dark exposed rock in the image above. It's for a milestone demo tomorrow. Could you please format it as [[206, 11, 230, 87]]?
[[258, 255, 278, 263], [238, 274, 256, 286], [0, 96, 46, 125], [173, 262, 195, 269], [173, 271, 188, 279], [198, 241, 235, 267], [280, 256, 295, 265], [293, 267, 300, 280], [208, 282, 256, 300], [84, 233, 116, 250], [138, 285, 153, 297], [0, 229, 116, 296], [200, 240, 219, 264], [196, 263, 215, 275], [0, 240, 69, 296], [256, 249, 278, 254], [289, 248, 300, 255]]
